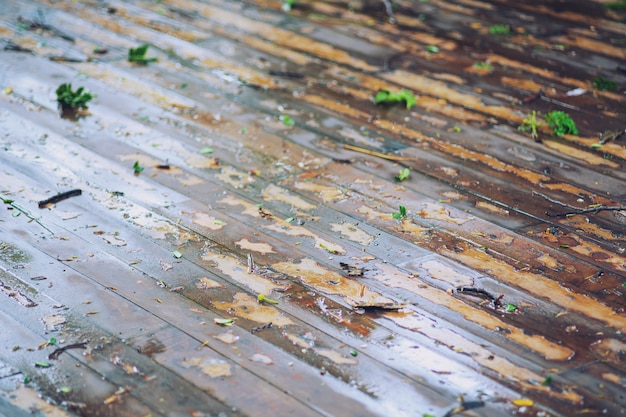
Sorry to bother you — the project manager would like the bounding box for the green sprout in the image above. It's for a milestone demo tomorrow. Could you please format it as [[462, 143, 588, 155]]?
[[541, 375, 553, 386], [395, 168, 410, 182], [392, 205, 407, 219], [374, 89, 417, 110], [544, 111, 578, 136], [128, 44, 157, 63], [257, 293, 279, 304], [56, 83, 93, 111], [518, 110, 542, 141], [425, 45, 439, 53], [132, 160, 144, 174], [279, 114, 295, 126], [592, 77, 618, 92], [505, 303, 517, 312], [488, 24, 510, 35]]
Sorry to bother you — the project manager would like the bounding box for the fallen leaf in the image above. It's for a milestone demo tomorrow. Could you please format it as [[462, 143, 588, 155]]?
[[512, 399, 534, 407]]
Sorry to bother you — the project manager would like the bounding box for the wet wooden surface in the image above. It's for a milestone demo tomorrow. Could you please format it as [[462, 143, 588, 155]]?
[[0, 0, 625, 416]]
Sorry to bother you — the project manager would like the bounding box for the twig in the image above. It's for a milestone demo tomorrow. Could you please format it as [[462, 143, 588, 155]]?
[[343, 144, 415, 161], [48, 341, 88, 360], [546, 205, 626, 218], [38, 189, 82, 208], [531, 190, 576, 209]]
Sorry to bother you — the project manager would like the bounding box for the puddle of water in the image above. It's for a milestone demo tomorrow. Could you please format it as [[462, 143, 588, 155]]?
[[385, 311, 582, 402], [373, 263, 574, 361]]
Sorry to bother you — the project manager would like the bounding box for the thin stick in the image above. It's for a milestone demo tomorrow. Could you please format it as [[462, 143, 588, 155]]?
[[546, 205, 626, 218], [343, 144, 415, 161]]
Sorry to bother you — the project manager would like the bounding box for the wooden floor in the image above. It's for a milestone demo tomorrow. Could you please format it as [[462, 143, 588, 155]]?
[[1, 0, 625, 416]]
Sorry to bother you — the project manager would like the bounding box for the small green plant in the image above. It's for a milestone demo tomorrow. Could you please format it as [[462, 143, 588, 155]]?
[[488, 24, 510, 35], [257, 293, 279, 304], [473, 61, 493, 70], [605, 1, 626, 11], [392, 205, 407, 219], [132, 161, 144, 175], [592, 77, 618, 92], [56, 83, 93, 111], [518, 110, 542, 141], [374, 89, 417, 110], [279, 114, 295, 126], [395, 168, 410, 181], [545, 111, 578, 136], [425, 45, 439, 53], [128, 44, 157, 63], [505, 303, 517, 312]]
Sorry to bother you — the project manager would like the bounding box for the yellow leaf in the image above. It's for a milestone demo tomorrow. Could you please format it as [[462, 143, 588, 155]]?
[[512, 399, 534, 407]]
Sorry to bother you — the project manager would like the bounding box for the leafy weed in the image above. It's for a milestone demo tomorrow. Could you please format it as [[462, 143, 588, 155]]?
[[374, 89, 417, 110], [128, 44, 157, 63], [544, 111, 578, 136]]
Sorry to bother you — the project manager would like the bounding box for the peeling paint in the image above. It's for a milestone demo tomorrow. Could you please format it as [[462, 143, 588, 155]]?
[[212, 292, 294, 327], [329, 222, 373, 246], [273, 258, 394, 307], [202, 253, 281, 294], [181, 357, 232, 378], [262, 184, 316, 210]]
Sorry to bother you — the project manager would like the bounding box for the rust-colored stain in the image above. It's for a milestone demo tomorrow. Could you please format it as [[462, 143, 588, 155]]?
[[1, 0, 625, 416]]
